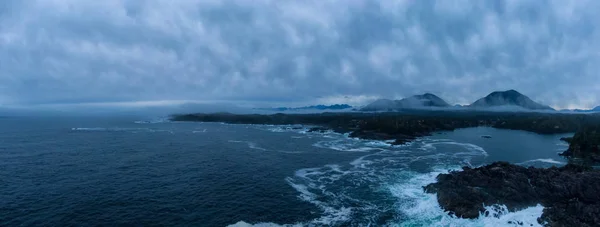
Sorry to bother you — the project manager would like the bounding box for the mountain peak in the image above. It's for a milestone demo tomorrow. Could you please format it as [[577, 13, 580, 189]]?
[[470, 90, 553, 110], [361, 93, 449, 111]]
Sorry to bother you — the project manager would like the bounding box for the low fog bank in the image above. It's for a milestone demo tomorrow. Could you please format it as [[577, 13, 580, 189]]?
[[0, 102, 262, 118], [1, 102, 597, 119]]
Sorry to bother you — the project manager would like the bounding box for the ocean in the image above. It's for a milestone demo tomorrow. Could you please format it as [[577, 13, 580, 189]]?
[[0, 116, 572, 226]]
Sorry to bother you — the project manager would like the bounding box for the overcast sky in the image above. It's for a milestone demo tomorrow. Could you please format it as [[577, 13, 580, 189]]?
[[1, 0, 599, 109]]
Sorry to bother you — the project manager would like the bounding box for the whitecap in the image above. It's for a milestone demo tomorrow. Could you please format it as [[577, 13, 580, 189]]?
[[389, 168, 545, 227], [422, 141, 488, 156], [517, 158, 565, 165], [248, 142, 267, 151], [227, 221, 302, 227], [71, 127, 107, 131], [133, 117, 169, 124]]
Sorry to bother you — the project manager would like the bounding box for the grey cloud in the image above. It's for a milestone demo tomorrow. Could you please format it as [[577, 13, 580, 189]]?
[[0, 0, 599, 109]]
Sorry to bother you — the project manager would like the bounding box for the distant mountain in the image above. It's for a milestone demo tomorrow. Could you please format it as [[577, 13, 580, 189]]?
[[362, 93, 450, 111], [361, 99, 397, 111], [469, 90, 554, 111], [261, 104, 352, 112], [397, 93, 450, 108], [560, 106, 600, 113]]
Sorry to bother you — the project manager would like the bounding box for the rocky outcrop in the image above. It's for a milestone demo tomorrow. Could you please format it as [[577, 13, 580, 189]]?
[[560, 126, 600, 163], [469, 90, 554, 110], [424, 162, 600, 226]]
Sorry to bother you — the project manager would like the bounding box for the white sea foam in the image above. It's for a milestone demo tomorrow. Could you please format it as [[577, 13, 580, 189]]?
[[228, 140, 268, 151], [192, 129, 207, 133], [390, 168, 545, 227], [268, 128, 286, 133], [71, 127, 108, 131], [248, 142, 267, 151], [252, 124, 547, 226], [518, 158, 565, 165], [227, 221, 302, 227], [423, 141, 488, 156], [313, 139, 388, 153], [285, 175, 353, 226], [133, 117, 169, 124]]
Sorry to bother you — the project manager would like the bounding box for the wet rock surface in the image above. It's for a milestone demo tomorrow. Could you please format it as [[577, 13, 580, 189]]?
[[424, 162, 600, 226]]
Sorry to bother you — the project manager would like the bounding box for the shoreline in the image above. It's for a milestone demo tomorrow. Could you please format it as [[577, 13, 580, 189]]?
[[424, 162, 600, 226], [171, 111, 600, 226], [170, 111, 595, 146]]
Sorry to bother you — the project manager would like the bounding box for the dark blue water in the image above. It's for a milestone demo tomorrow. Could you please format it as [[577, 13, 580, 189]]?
[[0, 117, 571, 226]]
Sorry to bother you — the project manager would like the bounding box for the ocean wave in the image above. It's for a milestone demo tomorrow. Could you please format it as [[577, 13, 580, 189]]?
[[227, 140, 268, 151], [256, 124, 546, 225], [517, 158, 565, 165], [313, 139, 385, 152], [389, 169, 545, 226], [422, 141, 489, 156], [227, 221, 302, 227], [71, 127, 110, 131], [133, 117, 170, 124], [285, 174, 353, 226]]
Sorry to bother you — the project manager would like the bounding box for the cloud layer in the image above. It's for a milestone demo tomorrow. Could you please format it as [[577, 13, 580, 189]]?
[[1, 0, 599, 108]]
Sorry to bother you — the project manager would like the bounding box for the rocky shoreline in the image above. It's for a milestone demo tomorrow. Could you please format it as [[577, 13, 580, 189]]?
[[423, 127, 600, 226], [171, 111, 600, 225], [424, 162, 600, 226], [560, 126, 600, 163], [170, 111, 600, 145]]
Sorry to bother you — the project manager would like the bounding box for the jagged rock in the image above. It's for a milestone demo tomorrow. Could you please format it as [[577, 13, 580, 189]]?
[[424, 162, 600, 226]]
